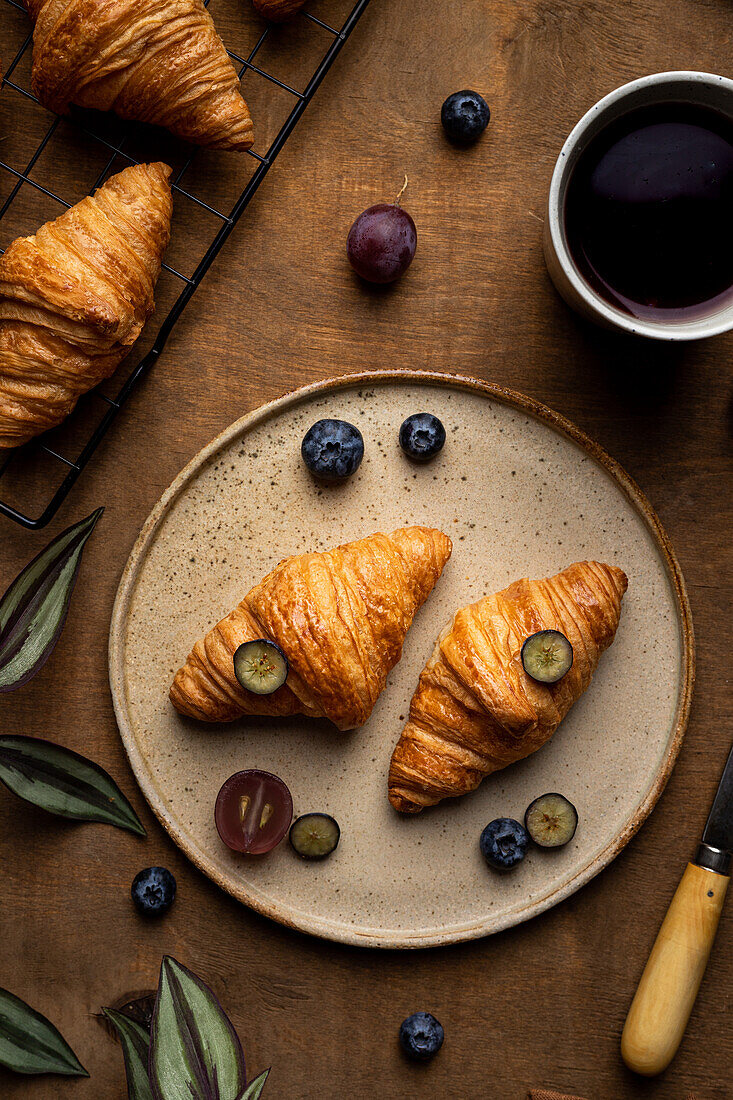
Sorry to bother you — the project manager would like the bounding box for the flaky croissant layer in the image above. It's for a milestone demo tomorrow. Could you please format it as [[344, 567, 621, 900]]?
[[170, 526, 453, 731], [27, 0, 254, 150], [388, 560, 628, 813], [0, 162, 172, 448]]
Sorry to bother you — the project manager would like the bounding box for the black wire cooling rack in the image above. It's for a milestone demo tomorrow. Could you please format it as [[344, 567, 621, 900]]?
[[0, 0, 371, 529]]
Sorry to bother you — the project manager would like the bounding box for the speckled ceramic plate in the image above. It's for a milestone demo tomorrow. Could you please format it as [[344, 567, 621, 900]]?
[[109, 372, 694, 948]]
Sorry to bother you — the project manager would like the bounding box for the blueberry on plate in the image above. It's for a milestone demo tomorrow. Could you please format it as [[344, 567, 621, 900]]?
[[399, 1012, 444, 1062], [441, 90, 491, 143], [525, 792, 578, 848], [131, 866, 177, 916], [479, 818, 529, 871], [289, 813, 340, 859], [301, 419, 364, 483], [398, 413, 446, 463]]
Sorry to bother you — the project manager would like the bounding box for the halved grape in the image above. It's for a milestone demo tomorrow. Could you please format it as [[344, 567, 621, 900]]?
[[289, 813, 340, 859], [233, 639, 288, 695], [215, 770, 293, 854], [521, 630, 573, 684], [525, 793, 578, 848]]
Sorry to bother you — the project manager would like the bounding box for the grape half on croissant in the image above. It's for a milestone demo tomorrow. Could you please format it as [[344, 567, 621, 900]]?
[[0, 162, 172, 449], [170, 526, 453, 730], [388, 560, 628, 812], [26, 0, 254, 151]]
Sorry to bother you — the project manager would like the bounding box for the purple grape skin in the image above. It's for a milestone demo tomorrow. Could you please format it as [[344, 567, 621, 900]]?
[[347, 203, 417, 284]]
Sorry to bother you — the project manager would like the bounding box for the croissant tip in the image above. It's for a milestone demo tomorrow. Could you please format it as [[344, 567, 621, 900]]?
[[149, 161, 173, 182], [388, 788, 424, 814], [233, 132, 256, 152]]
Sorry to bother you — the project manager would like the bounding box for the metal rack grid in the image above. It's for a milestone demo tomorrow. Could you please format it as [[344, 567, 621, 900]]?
[[0, 0, 371, 529]]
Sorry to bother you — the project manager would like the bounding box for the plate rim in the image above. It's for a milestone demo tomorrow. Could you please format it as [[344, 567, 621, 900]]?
[[108, 370, 695, 948]]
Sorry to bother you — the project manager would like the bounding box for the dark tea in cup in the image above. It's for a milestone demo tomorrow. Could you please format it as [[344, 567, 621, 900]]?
[[563, 101, 733, 323]]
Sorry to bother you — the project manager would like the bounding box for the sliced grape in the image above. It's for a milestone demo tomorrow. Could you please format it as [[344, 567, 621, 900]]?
[[520, 630, 573, 684], [215, 770, 293, 854], [289, 813, 340, 859], [525, 793, 578, 848], [233, 639, 288, 695]]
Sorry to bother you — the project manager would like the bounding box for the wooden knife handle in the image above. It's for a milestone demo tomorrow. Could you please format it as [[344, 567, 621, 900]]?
[[621, 862, 729, 1076]]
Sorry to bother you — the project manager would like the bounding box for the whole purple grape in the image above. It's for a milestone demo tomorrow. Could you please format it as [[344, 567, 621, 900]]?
[[347, 203, 417, 284]]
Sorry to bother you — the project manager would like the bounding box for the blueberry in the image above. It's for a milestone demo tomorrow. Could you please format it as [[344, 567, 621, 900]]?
[[479, 818, 529, 871], [131, 867, 177, 916], [441, 90, 491, 144], [301, 419, 364, 483], [399, 1012, 444, 1062], [398, 413, 446, 463]]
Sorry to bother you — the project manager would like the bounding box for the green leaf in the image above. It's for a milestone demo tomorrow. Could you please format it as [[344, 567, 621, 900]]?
[[150, 957, 246, 1100], [239, 1069, 269, 1099], [0, 735, 146, 836], [0, 507, 102, 692], [104, 1009, 154, 1100], [0, 987, 88, 1077]]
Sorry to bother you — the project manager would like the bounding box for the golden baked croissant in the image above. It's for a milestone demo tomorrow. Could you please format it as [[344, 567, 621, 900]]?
[[253, 0, 308, 20], [0, 162, 172, 449], [170, 526, 453, 730], [388, 560, 628, 812], [26, 0, 254, 151]]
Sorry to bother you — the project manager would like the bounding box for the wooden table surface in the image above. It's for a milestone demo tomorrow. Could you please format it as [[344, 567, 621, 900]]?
[[1, 0, 731, 1096]]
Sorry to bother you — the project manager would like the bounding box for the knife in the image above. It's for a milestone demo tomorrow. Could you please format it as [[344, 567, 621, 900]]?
[[621, 742, 732, 1076]]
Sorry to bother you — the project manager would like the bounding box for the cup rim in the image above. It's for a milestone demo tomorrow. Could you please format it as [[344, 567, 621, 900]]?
[[547, 70, 733, 341]]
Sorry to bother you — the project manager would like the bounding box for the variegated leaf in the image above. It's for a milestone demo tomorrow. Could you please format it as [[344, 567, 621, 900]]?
[[0, 507, 102, 692], [104, 1009, 153, 1100], [149, 957, 246, 1100], [0, 987, 87, 1077], [0, 736, 145, 836]]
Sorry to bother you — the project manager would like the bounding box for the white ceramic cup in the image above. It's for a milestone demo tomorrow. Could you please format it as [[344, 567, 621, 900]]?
[[543, 71, 733, 341]]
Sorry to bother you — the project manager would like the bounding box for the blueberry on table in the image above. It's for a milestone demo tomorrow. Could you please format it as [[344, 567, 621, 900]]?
[[521, 630, 573, 684], [289, 813, 340, 859], [399, 413, 446, 463], [233, 639, 288, 695], [480, 818, 529, 870], [301, 418, 364, 482], [347, 203, 417, 284], [525, 793, 578, 848], [399, 1012, 444, 1061], [131, 867, 176, 916], [441, 90, 491, 143]]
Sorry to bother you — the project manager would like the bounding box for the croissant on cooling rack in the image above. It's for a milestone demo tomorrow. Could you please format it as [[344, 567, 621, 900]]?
[[26, 0, 254, 151], [252, 0, 308, 20], [170, 526, 453, 730], [0, 162, 172, 449], [388, 560, 628, 812]]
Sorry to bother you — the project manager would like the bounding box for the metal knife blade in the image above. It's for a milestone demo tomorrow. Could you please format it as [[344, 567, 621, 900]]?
[[696, 741, 733, 875]]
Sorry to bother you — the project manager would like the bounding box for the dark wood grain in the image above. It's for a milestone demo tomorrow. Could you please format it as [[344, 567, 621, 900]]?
[[0, 0, 731, 1096]]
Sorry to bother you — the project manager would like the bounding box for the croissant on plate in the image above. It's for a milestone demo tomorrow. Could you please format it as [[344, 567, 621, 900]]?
[[388, 560, 628, 812], [26, 0, 254, 151], [0, 162, 172, 449], [170, 526, 453, 730]]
